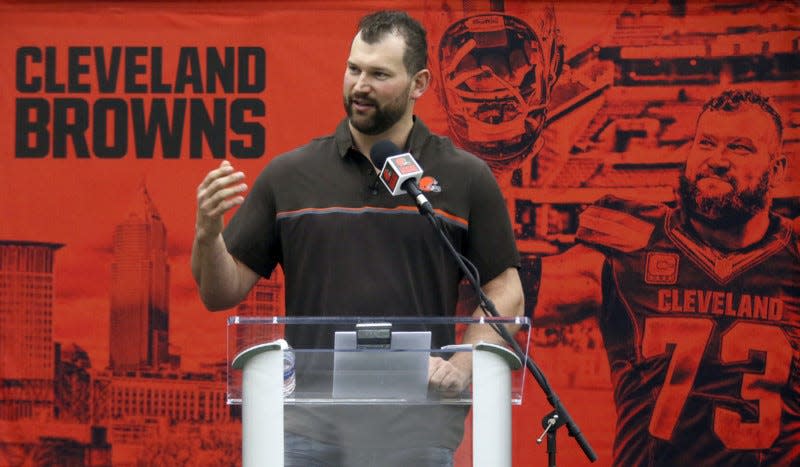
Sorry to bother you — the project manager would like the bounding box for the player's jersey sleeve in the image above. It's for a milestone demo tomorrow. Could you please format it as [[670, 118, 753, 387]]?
[[575, 195, 667, 254]]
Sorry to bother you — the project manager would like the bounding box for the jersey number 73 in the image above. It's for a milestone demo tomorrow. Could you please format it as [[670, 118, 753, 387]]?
[[642, 317, 792, 450]]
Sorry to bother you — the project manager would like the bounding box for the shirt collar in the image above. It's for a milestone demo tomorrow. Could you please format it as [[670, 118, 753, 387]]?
[[334, 117, 432, 159]]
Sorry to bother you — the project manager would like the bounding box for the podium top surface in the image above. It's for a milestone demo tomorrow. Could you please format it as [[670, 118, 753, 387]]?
[[227, 315, 530, 326], [226, 315, 531, 406]]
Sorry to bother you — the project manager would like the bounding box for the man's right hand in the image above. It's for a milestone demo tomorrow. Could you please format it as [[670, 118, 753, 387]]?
[[195, 160, 248, 244], [192, 160, 258, 311]]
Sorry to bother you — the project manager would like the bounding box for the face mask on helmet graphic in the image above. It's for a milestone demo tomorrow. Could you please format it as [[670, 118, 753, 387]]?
[[435, 9, 561, 173]]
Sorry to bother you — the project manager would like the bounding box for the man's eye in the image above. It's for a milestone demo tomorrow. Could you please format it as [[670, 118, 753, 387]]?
[[698, 138, 714, 148], [729, 143, 754, 154]]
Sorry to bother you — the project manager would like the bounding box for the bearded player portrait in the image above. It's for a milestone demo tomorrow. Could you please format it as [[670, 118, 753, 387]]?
[[526, 89, 799, 466]]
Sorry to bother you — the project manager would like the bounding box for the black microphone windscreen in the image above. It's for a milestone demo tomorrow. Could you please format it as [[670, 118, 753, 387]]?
[[370, 140, 402, 168]]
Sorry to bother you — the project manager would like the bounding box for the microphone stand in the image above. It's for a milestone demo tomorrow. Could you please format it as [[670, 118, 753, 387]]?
[[419, 208, 598, 465]]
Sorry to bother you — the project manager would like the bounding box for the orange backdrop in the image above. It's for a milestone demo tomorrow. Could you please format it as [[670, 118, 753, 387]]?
[[1, 1, 797, 466]]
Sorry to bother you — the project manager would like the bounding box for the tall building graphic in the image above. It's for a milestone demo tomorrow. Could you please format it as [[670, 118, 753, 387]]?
[[0, 240, 110, 467], [0, 240, 62, 420], [109, 184, 170, 373]]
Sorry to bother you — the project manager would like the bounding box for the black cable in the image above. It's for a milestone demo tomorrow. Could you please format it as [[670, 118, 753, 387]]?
[[423, 209, 597, 463]]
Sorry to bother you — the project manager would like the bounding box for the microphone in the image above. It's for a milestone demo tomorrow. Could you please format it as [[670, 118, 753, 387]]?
[[370, 141, 434, 216], [370, 146, 597, 463]]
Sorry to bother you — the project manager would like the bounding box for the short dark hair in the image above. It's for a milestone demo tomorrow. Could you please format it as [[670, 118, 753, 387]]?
[[358, 10, 428, 75], [700, 89, 784, 146]]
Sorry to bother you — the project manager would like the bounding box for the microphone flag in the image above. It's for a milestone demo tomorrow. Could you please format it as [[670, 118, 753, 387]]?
[[379, 153, 423, 196]]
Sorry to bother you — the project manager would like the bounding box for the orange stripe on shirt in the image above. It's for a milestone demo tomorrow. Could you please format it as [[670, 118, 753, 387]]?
[[276, 205, 468, 229]]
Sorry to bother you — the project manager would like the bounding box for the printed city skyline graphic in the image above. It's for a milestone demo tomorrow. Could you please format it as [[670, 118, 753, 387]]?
[[1, 181, 293, 465], [1, 1, 797, 465]]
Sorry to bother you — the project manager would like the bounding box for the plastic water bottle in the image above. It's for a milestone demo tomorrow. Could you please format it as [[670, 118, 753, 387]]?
[[279, 340, 296, 397]]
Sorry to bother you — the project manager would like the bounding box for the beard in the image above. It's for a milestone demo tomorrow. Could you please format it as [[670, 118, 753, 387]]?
[[678, 171, 770, 229], [344, 89, 409, 136]]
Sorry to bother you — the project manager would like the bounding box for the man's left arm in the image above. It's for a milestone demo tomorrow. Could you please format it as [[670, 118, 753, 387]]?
[[428, 266, 524, 395]]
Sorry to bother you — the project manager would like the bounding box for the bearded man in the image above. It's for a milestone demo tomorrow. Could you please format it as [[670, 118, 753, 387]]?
[[193, 10, 523, 467], [527, 89, 799, 466]]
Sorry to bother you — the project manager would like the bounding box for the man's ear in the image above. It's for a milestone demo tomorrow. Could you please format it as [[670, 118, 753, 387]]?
[[410, 68, 431, 100], [769, 153, 787, 188]]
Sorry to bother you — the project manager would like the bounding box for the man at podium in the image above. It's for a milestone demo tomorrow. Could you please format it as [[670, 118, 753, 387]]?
[[191, 9, 524, 467]]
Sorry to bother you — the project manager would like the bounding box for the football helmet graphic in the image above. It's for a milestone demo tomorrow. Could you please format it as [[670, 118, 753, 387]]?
[[436, 11, 561, 172]]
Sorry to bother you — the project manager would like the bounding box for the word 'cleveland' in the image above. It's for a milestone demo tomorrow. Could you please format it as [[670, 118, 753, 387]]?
[[657, 288, 783, 321]]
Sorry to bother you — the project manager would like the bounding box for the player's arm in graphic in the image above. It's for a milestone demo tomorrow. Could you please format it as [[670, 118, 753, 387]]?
[[527, 244, 604, 326], [526, 196, 658, 326]]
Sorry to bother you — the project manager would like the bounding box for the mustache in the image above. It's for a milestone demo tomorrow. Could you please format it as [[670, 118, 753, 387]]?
[[694, 172, 738, 188], [348, 93, 377, 105]]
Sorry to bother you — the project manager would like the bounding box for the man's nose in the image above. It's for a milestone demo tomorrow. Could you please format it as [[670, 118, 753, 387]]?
[[706, 148, 732, 173], [354, 73, 372, 92]]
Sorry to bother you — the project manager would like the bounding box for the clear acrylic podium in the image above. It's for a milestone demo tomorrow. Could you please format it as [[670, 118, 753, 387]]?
[[228, 316, 530, 467]]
